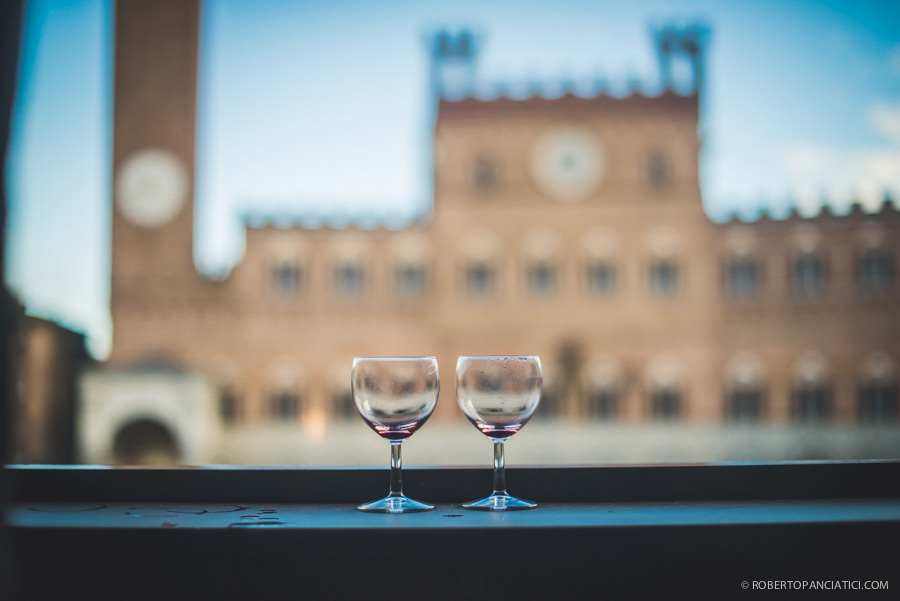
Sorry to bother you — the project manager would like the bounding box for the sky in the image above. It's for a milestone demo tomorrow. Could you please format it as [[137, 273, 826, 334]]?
[[5, 0, 900, 359]]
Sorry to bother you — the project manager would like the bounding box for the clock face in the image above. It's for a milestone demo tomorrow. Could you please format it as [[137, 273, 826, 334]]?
[[116, 148, 188, 227], [530, 127, 605, 202]]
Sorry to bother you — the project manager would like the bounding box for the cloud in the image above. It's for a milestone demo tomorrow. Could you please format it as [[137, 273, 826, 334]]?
[[870, 102, 900, 143], [781, 144, 900, 210], [775, 100, 900, 212]]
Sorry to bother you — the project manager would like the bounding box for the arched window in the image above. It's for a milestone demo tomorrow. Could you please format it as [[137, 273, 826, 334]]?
[[583, 228, 618, 297], [271, 262, 302, 296], [472, 156, 498, 193], [584, 358, 621, 420], [858, 353, 897, 422], [722, 227, 760, 298], [330, 235, 368, 300], [858, 248, 894, 291], [856, 222, 894, 293], [792, 353, 831, 422], [334, 262, 365, 298], [527, 262, 556, 296], [730, 386, 762, 421], [645, 355, 684, 421], [395, 263, 426, 298], [266, 239, 308, 298], [585, 261, 616, 295], [645, 150, 669, 190], [646, 228, 681, 298], [794, 384, 829, 422], [790, 225, 827, 296], [391, 233, 431, 301], [650, 259, 679, 296], [462, 232, 500, 299], [724, 353, 766, 422], [268, 362, 304, 423], [725, 257, 760, 297], [466, 262, 496, 297], [523, 229, 560, 298], [791, 252, 827, 294], [651, 388, 680, 421], [859, 380, 898, 422], [270, 389, 300, 422]]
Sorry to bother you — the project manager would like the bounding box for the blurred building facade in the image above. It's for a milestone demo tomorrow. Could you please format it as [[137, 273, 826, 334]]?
[[13, 316, 92, 463], [84, 0, 899, 464]]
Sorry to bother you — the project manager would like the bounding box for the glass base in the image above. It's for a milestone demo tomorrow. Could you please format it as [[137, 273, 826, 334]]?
[[357, 494, 435, 514], [462, 493, 537, 511]]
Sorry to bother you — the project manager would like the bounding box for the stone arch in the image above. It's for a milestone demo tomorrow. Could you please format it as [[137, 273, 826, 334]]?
[[112, 418, 180, 466]]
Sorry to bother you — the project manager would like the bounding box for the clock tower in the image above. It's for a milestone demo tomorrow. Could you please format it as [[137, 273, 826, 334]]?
[[110, 0, 201, 357]]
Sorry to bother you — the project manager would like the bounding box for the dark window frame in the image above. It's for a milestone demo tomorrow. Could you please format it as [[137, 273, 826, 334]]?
[[526, 261, 557, 297], [649, 258, 679, 297], [858, 381, 898, 422], [271, 262, 303, 296], [792, 383, 831, 423], [584, 260, 616, 297], [394, 263, 428, 300], [334, 262, 366, 299], [724, 255, 761, 298], [270, 389, 300, 422], [472, 156, 498, 193], [586, 386, 619, 420], [650, 387, 680, 421], [790, 252, 827, 295], [726, 385, 764, 422], [645, 149, 669, 190], [857, 248, 895, 292], [465, 261, 497, 298]]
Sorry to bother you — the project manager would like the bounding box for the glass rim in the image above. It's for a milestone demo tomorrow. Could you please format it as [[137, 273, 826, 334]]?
[[352, 356, 438, 362], [456, 355, 541, 360]]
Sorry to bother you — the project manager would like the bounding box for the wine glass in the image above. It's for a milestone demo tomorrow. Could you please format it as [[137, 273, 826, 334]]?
[[352, 356, 439, 513], [456, 355, 542, 511]]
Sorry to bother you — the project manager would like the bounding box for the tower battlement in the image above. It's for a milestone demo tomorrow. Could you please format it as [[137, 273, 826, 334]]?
[[430, 22, 709, 102]]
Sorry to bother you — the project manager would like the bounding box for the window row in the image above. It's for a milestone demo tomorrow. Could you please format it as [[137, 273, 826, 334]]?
[[269, 248, 895, 302], [219, 386, 358, 425], [268, 258, 684, 301], [540, 381, 898, 423], [723, 248, 895, 297], [219, 387, 305, 424], [218, 373, 898, 426], [464, 257, 680, 298], [270, 262, 428, 300]]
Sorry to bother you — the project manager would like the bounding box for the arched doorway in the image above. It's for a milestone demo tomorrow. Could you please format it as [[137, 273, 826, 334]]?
[[113, 420, 180, 465]]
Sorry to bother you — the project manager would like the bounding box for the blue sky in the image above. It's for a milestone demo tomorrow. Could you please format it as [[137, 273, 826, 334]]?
[[5, 0, 900, 358]]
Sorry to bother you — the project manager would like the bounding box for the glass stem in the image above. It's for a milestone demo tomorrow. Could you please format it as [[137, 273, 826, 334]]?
[[389, 441, 403, 497], [492, 440, 507, 496]]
